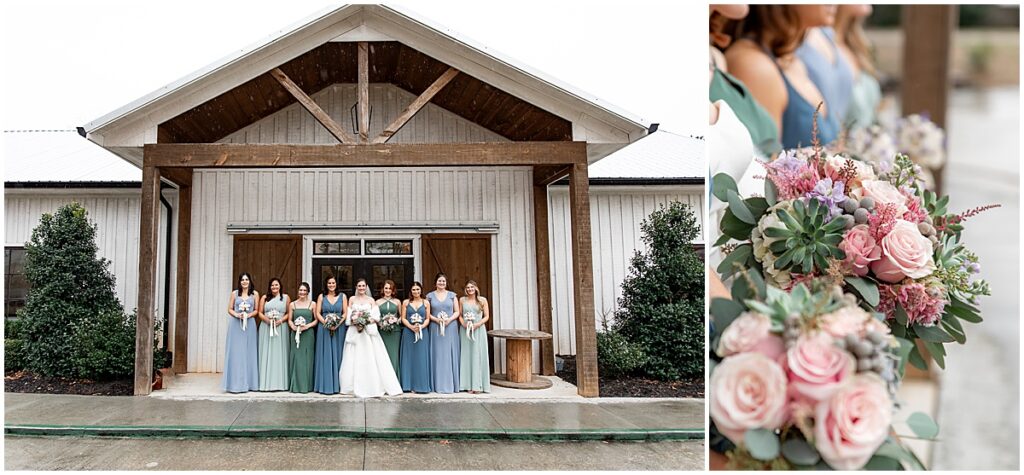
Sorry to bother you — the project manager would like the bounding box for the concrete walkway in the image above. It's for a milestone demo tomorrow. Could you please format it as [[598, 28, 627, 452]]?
[[3, 393, 704, 441]]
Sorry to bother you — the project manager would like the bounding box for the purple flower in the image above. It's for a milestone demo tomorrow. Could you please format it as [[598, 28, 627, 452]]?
[[806, 178, 846, 220]]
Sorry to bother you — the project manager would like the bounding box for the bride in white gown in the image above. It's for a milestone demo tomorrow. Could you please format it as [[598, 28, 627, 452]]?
[[339, 279, 403, 397]]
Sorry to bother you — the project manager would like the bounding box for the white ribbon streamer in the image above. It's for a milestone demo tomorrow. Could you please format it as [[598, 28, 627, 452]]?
[[293, 317, 307, 348], [238, 300, 251, 332], [437, 311, 449, 337]]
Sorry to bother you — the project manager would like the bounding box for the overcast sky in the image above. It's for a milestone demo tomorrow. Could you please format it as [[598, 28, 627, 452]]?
[[1, 0, 706, 137]]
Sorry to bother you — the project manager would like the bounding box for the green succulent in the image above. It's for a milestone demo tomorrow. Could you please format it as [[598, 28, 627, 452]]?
[[762, 199, 847, 274]]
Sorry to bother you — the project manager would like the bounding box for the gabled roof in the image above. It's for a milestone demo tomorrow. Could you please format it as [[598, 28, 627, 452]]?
[[3, 130, 141, 184], [83, 4, 649, 165], [588, 130, 704, 180]]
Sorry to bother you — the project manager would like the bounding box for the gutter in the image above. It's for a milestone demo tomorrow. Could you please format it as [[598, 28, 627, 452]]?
[[158, 186, 174, 355]]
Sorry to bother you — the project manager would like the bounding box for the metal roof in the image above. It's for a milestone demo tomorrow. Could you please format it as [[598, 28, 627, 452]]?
[[587, 130, 704, 180], [3, 130, 141, 183]]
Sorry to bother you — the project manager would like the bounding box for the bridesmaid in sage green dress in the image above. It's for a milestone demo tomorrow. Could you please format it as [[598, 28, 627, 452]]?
[[257, 278, 291, 391], [458, 280, 490, 393], [376, 280, 402, 379], [289, 282, 317, 393]]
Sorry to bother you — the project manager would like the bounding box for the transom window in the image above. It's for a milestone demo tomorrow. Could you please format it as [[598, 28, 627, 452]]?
[[313, 239, 413, 257], [5, 247, 29, 319]]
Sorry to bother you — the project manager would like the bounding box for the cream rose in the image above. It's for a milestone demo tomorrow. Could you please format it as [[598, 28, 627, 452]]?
[[856, 180, 908, 216], [783, 335, 855, 403], [870, 219, 936, 283], [716, 312, 785, 360], [818, 306, 886, 340], [814, 374, 893, 470], [825, 154, 876, 189], [838, 225, 881, 277], [710, 352, 788, 443]]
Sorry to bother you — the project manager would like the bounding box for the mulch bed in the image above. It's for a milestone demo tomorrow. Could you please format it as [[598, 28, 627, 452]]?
[[4, 370, 134, 396], [556, 355, 704, 398]]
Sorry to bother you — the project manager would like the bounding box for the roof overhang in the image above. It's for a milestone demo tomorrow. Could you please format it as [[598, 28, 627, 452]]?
[[83, 4, 648, 167]]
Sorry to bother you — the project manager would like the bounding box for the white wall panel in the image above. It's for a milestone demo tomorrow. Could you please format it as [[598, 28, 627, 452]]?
[[547, 186, 703, 356]]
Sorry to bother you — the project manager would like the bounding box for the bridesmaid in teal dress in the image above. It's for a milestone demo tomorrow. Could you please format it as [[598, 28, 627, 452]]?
[[223, 273, 259, 393], [399, 281, 432, 393], [257, 278, 291, 391], [427, 273, 460, 394], [458, 280, 490, 393], [376, 280, 402, 379], [313, 276, 346, 395], [289, 282, 316, 393]]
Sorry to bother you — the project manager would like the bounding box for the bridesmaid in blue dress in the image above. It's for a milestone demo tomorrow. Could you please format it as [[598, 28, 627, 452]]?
[[427, 273, 460, 393], [313, 276, 346, 395], [223, 273, 259, 393], [399, 281, 432, 393]]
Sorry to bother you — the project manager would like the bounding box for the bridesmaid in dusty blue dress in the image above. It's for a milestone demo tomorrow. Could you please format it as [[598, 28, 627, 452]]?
[[427, 273, 460, 393], [224, 273, 259, 393], [257, 277, 290, 391], [313, 276, 346, 395], [399, 281, 432, 393]]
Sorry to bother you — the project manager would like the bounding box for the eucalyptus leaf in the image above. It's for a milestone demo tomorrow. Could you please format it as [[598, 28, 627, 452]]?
[[728, 189, 757, 225], [765, 178, 778, 206], [844, 276, 880, 307], [863, 455, 902, 470], [745, 197, 770, 220], [874, 439, 926, 470], [893, 305, 909, 327], [712, 173, 739, 202], [906, 412, 940, 439], [721, 208, 756, 241], [710, 298, 745, 330], [744, 428, 780, 461], [907, 345, 928, 371], [922, 340, 946, 369], [913, 324, 956, 343]]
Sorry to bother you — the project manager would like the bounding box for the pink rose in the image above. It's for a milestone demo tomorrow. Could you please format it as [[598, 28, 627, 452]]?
[[716, 312, 786, 360], [814, 374, 893, 470], [710, 353, 788, 443], [838, 225, 882, 277], [783, 335, 855, 403], [818, 306, 889, 340], [857, 180, 908, 216], [824, 154, 875, 189], [870, 219, 936, 283]]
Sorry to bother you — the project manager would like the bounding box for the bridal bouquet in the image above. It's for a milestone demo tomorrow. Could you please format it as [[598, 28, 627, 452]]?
[[323, 313, 343, 336], [436, 311, 450, 337], [293, 316, 307, 348], [464, 311, 479, 340], [266, 309, 283, 337], [714, 144, 993, 371], [710, 275, 936, 470], [379, 312, 400, 333], [409, 314, 425, 342], [237, 300, 252, 331], [350, 309, 371, 333]]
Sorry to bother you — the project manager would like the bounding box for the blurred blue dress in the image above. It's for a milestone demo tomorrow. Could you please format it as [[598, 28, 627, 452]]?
[[400, 302, 432, 393], [313, 293, 345, 394], [223, 292, 259, 393], [427, 290, 460, 393]]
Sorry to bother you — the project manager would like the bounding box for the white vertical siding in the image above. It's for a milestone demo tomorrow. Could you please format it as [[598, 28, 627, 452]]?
[[547, 186, 704, 356], [187, 167, 536, 373], [219, 84, 509, 145]]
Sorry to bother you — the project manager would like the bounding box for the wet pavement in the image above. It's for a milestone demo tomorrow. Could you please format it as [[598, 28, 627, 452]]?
[[3, 436, 705, 471], [3, 392, 704, 441]]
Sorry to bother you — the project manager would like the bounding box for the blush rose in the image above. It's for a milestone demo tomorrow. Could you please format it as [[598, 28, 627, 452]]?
[[839, 225, 881, 277], [716, 312, 786, 360], [710, 352, 788, 443], [857, 180, 909, 216], [783, 335, 855, 403], [814, 374, 893, 470], [871, 219, 936, 283]]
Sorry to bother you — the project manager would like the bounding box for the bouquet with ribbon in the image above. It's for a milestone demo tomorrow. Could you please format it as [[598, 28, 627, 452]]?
[[379, 312, 400, 333], [266, 309, 283, 337], [464, 310, 479, 341], [351, 309, 371, 333], [437, 311, 450, 337], [323, 313, 342, 336], [293, 316, 307, 348], [409, 313, 425, 342], [238, 300, 252, 331]]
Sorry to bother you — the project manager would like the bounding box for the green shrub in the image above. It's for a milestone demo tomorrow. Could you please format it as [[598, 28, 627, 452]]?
[[5, 337, 27, 372], [613, 201, 705, 380], [596, 329, 647, 377], [17, 203, 135, 380]]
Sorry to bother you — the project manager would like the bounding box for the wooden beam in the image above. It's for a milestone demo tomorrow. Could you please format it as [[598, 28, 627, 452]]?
[[901, 5, 955, 195], [135, 164, 161, 395], [270, 68, 357, 144], [358, 42, 370, 143], [171, 175, 192, 374], [146, 142, 587, 168], [534, 183, 556, 376], [534, 164, 573, 186], [160, 167, 192, 187], [568, 160, 599, 397], [373, 67, 459, 144]]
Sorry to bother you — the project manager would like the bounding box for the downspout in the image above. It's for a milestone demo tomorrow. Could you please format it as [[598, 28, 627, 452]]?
[[158, 185, 173, 354]]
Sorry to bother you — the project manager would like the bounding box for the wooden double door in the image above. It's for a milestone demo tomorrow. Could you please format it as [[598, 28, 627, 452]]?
[[232, 235, 303, 300], [312, 258, 414, 301]]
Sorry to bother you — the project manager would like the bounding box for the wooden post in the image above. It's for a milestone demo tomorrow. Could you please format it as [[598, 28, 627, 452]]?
[[902, 4, 956, 195], [357, 42, 370, 143], [135, 164, 161, 395], [505, 339, 534, 383], [568, 160, 599, 397], [533, 183, 556, 376], [172, 175, 192, 374]]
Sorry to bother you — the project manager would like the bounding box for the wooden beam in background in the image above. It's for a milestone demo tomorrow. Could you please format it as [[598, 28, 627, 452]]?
[[373, 67, 459, 144], [270, 68, 357, 144], [534, 183, 556, 376], [533, 164, 574, 186], [358, 42, 370, 143], [160, 167, 192, 187], [171, 174, 192, 374], [568, 161, 599, 397], [146, 142, 587, 168], [134, 164, 161, 395]]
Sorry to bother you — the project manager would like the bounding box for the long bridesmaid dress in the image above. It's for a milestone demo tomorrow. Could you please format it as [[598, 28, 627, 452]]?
[[427, 290, 460, 393], [223, 292, 259, 393], [289, 301, 316, 393], [313, 293, 345, 395], [459, 298, 490, 392], [257, 295, 291, 391], [399, 302, 432, 393], [378, 298, 402, 379]]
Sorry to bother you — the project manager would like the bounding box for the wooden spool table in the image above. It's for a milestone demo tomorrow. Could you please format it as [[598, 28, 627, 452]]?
[[488, 329, 553, 389]]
